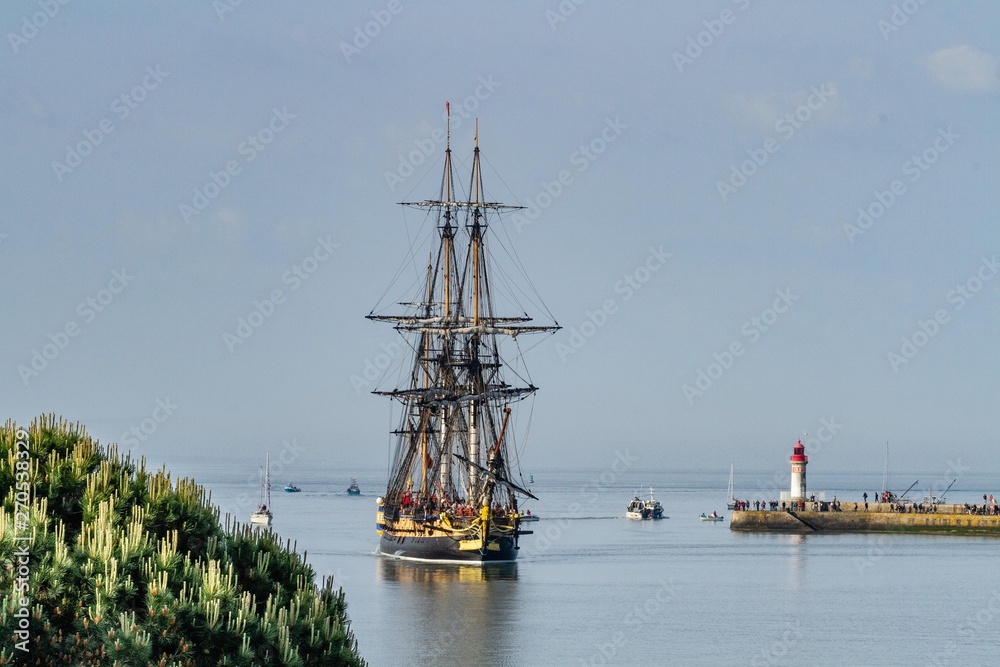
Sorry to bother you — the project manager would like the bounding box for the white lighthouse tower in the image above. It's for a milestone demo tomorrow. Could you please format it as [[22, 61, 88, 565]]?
[[789, 439, 808, 501]]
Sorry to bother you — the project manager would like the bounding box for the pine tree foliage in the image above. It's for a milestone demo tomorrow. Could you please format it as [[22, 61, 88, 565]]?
[[1, 415, 366, 666]]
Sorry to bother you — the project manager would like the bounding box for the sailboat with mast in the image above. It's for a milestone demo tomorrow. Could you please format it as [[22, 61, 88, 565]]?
[[726, 462, 736, 510], [251, 452, 273, 526], [369, 104, 558, 564]]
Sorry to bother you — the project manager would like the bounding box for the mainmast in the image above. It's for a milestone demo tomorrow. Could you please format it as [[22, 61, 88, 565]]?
[[439, 102, 455, 496], [468, 119, 484, 499]]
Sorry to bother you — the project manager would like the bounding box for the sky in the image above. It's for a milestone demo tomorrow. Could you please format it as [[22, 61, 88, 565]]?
[[2, 2, 999, 480]]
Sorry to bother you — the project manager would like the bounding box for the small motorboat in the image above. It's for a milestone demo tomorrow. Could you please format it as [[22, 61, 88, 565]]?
[[347, 478, 361, 495], [700, 511, 724, 522], [284, 482, 301, 493], [520, 510, 539, 522]]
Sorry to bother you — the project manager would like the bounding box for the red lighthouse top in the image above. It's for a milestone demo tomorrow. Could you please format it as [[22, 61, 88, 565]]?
[[790, 440, 808, 463]]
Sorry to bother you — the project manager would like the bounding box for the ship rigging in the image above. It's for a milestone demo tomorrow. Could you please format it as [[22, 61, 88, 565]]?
[[369, 105, 558, 563]]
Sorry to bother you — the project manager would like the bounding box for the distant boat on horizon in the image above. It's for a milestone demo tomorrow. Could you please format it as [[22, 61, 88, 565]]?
[[250, 453, 273, 526], [347, 478, 361, 495], [284, 482, 301, 493]]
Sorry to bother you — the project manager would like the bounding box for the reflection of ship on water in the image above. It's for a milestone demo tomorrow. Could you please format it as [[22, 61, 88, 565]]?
[[375, 558, 520, 664], [376, 557, 518, 584]]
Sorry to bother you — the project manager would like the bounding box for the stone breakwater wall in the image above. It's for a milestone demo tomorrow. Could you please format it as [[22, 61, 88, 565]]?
[[730, 506, 1000, 535]]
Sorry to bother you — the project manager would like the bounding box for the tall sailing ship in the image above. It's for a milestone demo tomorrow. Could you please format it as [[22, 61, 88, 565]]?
[[369, 105, 558, 564]]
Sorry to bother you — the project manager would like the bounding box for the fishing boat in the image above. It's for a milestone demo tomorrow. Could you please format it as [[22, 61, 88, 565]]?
[[250, 453, 273, 526], [700, 511, 724, 522], [922, 480, 956, 506], [626, 487, 665, 520], [726, 462, 736, 510], [347, 478, 361, 496], [284, 482, 301, 493], [369, 105, 558, 564]]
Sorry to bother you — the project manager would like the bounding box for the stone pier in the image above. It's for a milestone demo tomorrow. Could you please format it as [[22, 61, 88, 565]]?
[[730, 504, 1000, 535]]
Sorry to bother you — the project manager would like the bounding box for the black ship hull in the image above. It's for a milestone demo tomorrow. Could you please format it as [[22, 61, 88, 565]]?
[[378, 532, 519, 564]]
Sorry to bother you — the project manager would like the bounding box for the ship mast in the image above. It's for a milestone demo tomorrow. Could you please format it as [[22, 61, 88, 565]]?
[[468, 119, 484, 500], [439, 103, 456, 495], [420, 256, 432, 499], [369, 103, 560, 513]]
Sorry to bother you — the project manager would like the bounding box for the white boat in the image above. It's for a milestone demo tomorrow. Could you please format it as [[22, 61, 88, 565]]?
[[700, 511, 724, 522], [626, 487, 665, 520], [520, 511, 539, 522], [250, 453, 273, 526], [726, 462, 736, 510], [922, 479, 955, 506], [626, 496, 646, 520]]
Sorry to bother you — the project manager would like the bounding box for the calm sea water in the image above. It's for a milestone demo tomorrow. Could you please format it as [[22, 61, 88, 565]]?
[[172, 463, 1000, 666]]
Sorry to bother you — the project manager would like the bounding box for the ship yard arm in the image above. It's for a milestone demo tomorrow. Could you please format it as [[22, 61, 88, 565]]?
[[373, 386, 538, 403]]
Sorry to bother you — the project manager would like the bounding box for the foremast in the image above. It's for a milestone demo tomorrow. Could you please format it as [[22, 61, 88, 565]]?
[[369, 106, 557, 549]]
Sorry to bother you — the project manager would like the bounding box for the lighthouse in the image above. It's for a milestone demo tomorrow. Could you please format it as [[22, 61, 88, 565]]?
[[789, 440, 808, 500]]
